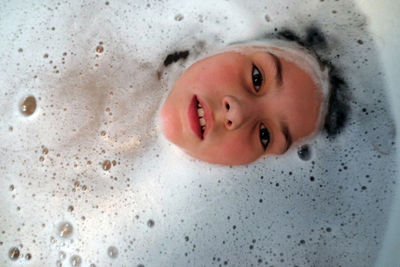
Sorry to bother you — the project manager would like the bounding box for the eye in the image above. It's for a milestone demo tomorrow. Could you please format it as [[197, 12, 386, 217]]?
[[259, 123, 270, 150], [252, 64, 263, 91]]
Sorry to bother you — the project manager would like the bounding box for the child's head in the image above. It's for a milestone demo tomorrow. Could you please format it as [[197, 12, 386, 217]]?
[[160, 40, 330, 165]]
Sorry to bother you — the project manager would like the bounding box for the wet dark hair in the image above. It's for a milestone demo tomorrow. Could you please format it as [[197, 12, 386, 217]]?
[[163, 50, 190, 67], [265, 26, 350, 137]]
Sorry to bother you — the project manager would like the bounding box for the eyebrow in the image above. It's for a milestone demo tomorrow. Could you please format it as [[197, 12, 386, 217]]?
[[280, 121, 293, 152], [268, 52, 283, 86]]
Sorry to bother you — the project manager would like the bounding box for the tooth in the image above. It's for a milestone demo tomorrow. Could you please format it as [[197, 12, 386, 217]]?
[[197, 107, 204, 117], [199, 117, 206, 126]]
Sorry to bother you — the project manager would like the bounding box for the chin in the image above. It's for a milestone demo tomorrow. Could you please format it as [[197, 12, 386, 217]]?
[[160, 104, 179, 145], [160, 110, 173, 142]]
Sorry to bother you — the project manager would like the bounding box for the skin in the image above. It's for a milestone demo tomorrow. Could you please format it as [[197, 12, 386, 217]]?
[[160, 46, 322, 165]]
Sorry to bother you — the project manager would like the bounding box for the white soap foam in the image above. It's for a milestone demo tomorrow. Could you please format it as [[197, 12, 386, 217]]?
[[0, 0, 397, 266]]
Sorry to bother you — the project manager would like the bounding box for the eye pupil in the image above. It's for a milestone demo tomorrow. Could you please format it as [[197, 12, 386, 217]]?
[[252, 65, 263, 90], [253, 74, 261, 85], [260, 128, 268, 138], [259, 124, 270, 150]]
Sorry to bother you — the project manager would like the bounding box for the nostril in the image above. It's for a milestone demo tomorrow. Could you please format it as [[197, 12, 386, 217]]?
[[227, 120, 232, 126], [225, 103, 230, 110]]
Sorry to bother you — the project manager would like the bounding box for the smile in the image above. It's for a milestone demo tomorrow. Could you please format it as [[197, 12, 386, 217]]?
[[188, 95, 208, 139], [197, 100, 206, 134]]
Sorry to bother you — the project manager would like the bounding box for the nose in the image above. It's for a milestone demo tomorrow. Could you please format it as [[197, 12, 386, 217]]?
[[222, 95, 249, 130]]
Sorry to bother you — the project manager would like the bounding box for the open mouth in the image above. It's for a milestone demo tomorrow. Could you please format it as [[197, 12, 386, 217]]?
[[188, 96, 207, 139], [197, 99, 206, 134]]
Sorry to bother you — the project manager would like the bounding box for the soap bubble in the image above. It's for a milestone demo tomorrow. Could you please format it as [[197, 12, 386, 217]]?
[[107, 246, 118, 258], [96, 45, 104, 53], [102, 160, 111, 170], [147, 219, 155, 228], [297, 144, 311, 161], [8, 247, 20, 260], [20, 96, 37, 116], [57, 222, 73, 238], [174, 14, 184, 21], [59, 250, 66, 260], [70, 255, 82, 266]]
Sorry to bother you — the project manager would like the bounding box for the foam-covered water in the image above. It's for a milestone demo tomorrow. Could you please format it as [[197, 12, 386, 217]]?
[[0, 0, 397, 266]]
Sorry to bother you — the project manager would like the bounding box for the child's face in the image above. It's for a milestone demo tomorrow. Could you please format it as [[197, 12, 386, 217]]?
[[161, 46, 323, 165]]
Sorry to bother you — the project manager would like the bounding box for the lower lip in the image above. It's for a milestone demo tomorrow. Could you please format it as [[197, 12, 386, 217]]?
[[188, 96, 203, 139]]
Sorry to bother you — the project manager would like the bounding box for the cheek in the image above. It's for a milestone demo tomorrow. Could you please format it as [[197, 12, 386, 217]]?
[[219, 138, 242, 155], [187, 63, 241, 93], [213, 134, 260, 164], [160, 99, 181, 143], [211, 65, 241, 87]]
